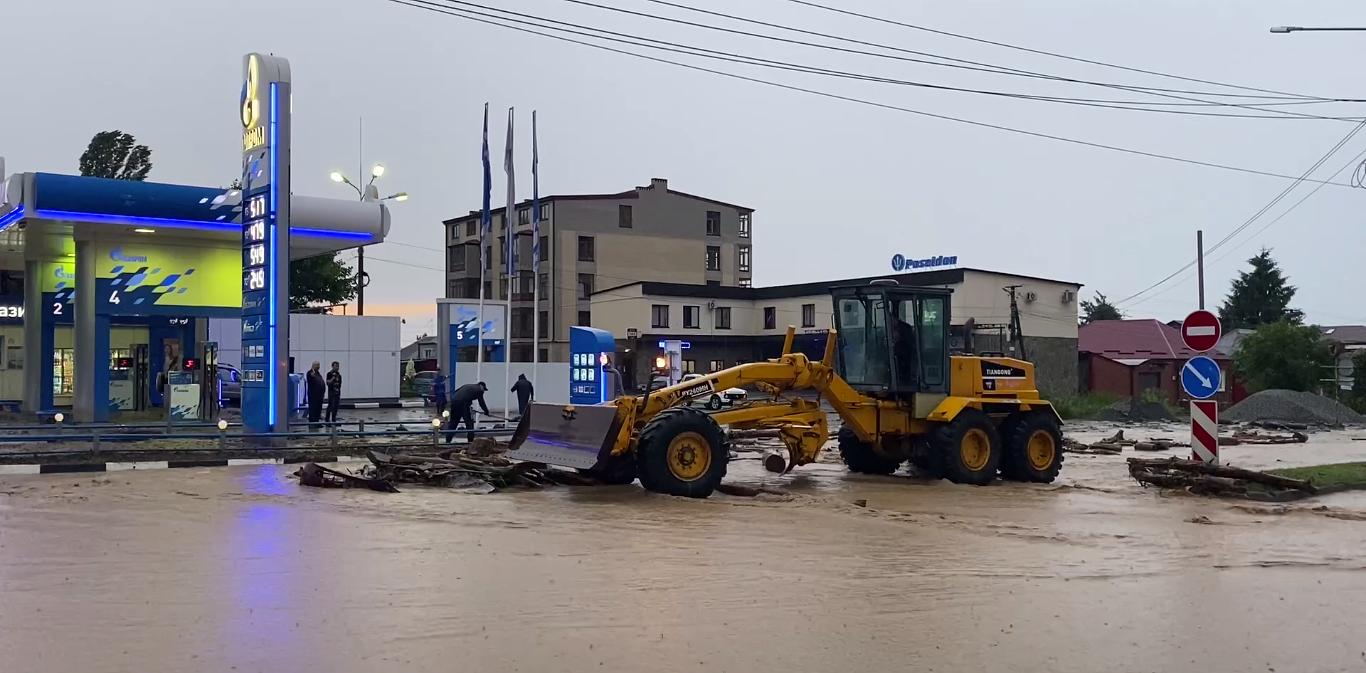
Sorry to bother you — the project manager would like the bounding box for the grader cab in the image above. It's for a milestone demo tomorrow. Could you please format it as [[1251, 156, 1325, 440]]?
[[507, 282, 1063, 498]]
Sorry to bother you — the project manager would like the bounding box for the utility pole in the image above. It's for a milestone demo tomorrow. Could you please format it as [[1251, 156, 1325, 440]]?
[[1197, 230, 1205, 309], [1003, 285, 1027, 360]]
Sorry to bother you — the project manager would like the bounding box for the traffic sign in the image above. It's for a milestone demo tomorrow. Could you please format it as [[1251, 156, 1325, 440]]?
[[1181, 310, 1222, 352], [1181, 356, 1222, 399], [1190, 400, 1219, 465]]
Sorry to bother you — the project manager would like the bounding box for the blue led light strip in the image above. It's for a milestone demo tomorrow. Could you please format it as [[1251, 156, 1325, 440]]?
[[0, 205, 26, 230], [268, 81, 279, 428], [32, 209, 371, 241]]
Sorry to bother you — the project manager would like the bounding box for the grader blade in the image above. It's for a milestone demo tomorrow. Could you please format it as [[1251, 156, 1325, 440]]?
[[505, 403, 621, 470]]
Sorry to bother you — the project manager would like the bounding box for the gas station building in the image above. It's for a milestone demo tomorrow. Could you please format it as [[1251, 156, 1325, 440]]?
[[0, 170, 390, 421]]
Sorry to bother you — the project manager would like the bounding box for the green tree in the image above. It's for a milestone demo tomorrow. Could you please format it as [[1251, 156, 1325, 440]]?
[[289, 254, 356, 310], [1078, 291, 1123, 325], [78, 130, 152, 180], [1353, 351, 1366, 399], [1233, 321, 1332, 392], [1218, 249, 1303, 330]]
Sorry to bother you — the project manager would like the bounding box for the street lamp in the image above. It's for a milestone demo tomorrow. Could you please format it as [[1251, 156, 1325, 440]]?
[[327, 162, 408, 316]]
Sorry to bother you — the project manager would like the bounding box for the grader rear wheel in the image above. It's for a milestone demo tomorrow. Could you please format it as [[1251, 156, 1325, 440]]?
[[930, 409, 1002, 485], [636, 407, 728, 498], [1001, 412, 1064, 483]]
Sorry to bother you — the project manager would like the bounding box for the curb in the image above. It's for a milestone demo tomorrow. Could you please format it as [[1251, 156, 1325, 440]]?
[[0, 454, 367, 476], [340, 400, 426, 409]]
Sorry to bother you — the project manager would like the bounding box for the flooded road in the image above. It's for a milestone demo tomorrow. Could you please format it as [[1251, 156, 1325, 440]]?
[[2, 424, 1365, 673]]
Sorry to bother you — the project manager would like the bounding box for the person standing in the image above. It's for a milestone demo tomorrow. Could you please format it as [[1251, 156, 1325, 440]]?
[[511, 373, 534, 418], [431, 369, 448, 417], [325, 361, 342, 424], [305, 361, 325, 431], [446, 381, 490, 444]]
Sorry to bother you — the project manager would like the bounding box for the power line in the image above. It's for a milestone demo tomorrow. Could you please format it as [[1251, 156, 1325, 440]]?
[[783, 0, 1345, 102], [1116, 121, 1366, 306], [388, 0, 1354, 185], [547, 0, 1355, 122], [417, 0, 1360, 121]]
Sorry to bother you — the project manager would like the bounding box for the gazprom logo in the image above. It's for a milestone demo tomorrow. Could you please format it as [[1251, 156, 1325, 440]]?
[[109, 247, 148, 263], [891, 253, 958, 272]]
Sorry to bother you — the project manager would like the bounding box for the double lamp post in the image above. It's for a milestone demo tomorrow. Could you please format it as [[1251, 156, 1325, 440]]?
[[329, 164, 407, 315]]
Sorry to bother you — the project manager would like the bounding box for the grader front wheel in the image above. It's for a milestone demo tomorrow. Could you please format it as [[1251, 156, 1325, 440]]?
[[636, 407, 728, 498], [1001, 413, 1064, 483]]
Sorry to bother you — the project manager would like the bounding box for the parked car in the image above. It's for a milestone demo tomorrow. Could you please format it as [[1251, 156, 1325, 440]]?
[[411, 370, 439, 403], [680, 373, 748, 410], [215, 363, 241, 407]]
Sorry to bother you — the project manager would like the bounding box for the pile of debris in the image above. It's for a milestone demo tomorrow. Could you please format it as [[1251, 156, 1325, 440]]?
[[295, 438, 599, 493], [1064, 429, 1187, 455], [1095, 398, 1176, 423], [1224, 389, 1364, 426], [1128, 456, 1317, 500]]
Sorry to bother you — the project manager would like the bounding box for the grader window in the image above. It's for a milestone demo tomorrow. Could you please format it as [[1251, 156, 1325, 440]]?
[[836, 297, 892, 389]]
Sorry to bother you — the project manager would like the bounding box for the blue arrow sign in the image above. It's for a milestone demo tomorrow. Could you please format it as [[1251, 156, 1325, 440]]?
[[1181, 356, 1223, 399]]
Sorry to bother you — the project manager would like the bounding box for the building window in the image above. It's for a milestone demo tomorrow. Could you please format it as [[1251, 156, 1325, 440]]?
[[450, 247, 465, 271], [538, 310, 549, 339], [53, 348, 74, 396], [682, 359, 696, 374], [500, 213, 507, 231], [706, 280, 720, 287], [578, 273, 594, 299], [498, 236, 506, 269], [539, 203, 551, 221], [538, 272, 549, 299], [578, 235, 595, 261], [484, 280, 492, 298], [706, 211, 721, 236], [578, 310, 591, 327], [739, 278, 752, 288], [715, 307, 732, 330], [706, 246, 720, 271], [512, 307, 534, 338], [802, 303, 816, 328], [449, 223, 458, 241], [764, 307, 776, 330], [539, 235, 549, 262], [739, 213, 750, 238], [465, 220, 476, 237], [683, 305, 700, 329], [447, 280, 460, 298], [538, 348, 549, 362], [738, 245, 751, 272], [651, 304, 670, 328], [514, 272, 535, 301], [619, 204, 633, 228], [484, 246, 491, 270], [709, 359, 724, 373], [518, 207, 530, 225]]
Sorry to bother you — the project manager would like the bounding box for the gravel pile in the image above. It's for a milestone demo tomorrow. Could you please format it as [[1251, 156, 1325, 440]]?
[[1223, 389, 1365, 426]]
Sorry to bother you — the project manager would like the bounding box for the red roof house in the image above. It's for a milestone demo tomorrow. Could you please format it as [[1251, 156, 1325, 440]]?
[[1079, 319, 1243, 406]]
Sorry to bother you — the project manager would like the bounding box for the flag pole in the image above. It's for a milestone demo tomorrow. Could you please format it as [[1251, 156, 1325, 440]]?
[[476, 103, 492, 387], [503, 106, 516, 417], [530, 110, 540, 394]]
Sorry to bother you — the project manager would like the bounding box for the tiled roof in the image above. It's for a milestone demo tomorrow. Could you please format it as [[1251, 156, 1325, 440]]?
[[1080, 319, 1208, 359]]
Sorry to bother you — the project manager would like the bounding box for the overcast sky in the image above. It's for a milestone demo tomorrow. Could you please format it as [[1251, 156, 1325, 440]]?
[[6, 0, 1366, 343]]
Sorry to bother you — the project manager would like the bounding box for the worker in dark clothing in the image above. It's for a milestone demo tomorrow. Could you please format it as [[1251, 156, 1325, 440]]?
[[511, 374, 534, 418], [431, 370, 448, 417], [305, 361, 326, 431], [446, 381, 490, 444], [325, 361, 343, 424]]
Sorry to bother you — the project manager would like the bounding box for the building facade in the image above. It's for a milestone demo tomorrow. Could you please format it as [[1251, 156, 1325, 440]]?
[[1079, 319, 1245, 407], [590, 267, 1084, 396], [443, 178, 753, 362]]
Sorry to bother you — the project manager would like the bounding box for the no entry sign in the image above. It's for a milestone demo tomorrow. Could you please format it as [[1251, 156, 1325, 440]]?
[[1182, 310, 1222, 352]]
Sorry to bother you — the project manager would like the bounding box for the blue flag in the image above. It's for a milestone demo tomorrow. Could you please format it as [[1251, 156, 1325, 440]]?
[[531, 110, 540, 275], [480, 103, 492, 273], [504, 107, 516, 278]]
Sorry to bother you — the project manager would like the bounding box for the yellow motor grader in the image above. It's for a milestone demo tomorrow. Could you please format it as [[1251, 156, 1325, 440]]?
[[508, 282, 1063, 498]]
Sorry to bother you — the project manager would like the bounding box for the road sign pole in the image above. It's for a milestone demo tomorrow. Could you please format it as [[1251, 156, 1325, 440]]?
[[1196, 230, 1205, 310]]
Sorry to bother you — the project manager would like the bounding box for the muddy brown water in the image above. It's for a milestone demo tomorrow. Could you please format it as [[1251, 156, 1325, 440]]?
[[2, 422, 1365, 673]]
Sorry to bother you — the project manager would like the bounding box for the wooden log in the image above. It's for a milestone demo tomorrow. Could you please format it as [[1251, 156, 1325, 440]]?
[[1127, 457, 1316, 492]]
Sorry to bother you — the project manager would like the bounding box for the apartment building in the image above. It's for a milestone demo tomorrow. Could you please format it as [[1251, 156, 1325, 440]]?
[[443, 178, 754, 362], [590, 267, 1084, 396]]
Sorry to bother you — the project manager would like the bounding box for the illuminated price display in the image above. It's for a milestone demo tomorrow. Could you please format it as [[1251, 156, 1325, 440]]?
[[248, 243, 266, 266], [246, 221, 265, 242], [246, 268, 266, 290], [245, 195, 267, 220]]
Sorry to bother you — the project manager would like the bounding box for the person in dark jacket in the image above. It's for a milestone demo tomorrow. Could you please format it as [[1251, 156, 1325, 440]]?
[[431, 370, 448, 416], [305, 361, 326, 431], [511, 374, 534, 417], [325, 361, 343, 423], [446, 381, 490, 444]]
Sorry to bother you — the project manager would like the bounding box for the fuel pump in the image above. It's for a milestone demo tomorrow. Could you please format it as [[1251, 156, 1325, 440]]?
[[166, 357, 202, 422], [132, 344, 150, 411], [202, 341, 219, 417], [108, 357, 136, 411]]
